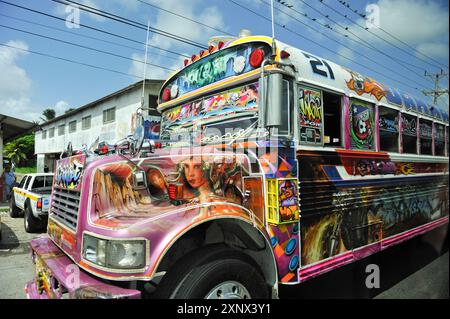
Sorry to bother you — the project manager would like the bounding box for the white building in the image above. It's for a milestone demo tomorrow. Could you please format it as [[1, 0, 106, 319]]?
[[35, 79, 164, 172]]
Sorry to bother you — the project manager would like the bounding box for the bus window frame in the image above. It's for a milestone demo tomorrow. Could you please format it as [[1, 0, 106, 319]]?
[[400, 111, 419, 155], [433, 121, 446, 157], [295, 83, 345, 149], [378, 104, 401, 154], [271, 76, 295, 138], [418, 117, 433, 156]]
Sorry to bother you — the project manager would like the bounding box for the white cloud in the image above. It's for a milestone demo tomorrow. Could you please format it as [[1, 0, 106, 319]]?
[[54, 100, 71, 116], [0, 40, 31, 98], [127, 0, 228, 83], [336, 46, 355, 64], [128, 52, 185, 81], [415, 42, 449, 60], [342, 0, 449, 60], [144, 0, 226, 50], [0, 41, 42, 121]]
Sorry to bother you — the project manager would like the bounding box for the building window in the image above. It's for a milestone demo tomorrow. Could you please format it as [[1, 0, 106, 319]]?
[[82, 116, 91, 130], [323, 91, 342, 147], [69, 120, 77, 133], [435, 123, 445, 156], [350, 99, 375, 150], [42, 130, 47, 140], [401, 113, 417, 154], [58, 124, 65, 136], [49, 127, 55, 138], [103, 107, 116, 124], [148, 95, 159, 116], [419, 119, 432, 155], [379, 106, 399, 152], [299, 86, 323, 145]]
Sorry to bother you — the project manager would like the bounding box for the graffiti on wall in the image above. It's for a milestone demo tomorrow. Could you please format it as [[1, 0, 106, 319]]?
[[299, 87, 323, 144], [345, 70, 386, 101], [402, 115, 417, 136], [278, 179, 299, 223], [55, 155, 85, 190], [161, 43, 271, 99]]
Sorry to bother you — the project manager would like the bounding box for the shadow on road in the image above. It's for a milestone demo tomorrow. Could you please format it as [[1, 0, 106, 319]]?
[[0, 222, 20, 251], [279, 224, 448, 299]]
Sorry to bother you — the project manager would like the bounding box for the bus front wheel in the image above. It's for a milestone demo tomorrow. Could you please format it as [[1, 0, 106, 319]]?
[[154, 245, 270, 299]]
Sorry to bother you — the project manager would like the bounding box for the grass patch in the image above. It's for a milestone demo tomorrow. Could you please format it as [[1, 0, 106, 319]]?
[[14, 166, 36, 174]]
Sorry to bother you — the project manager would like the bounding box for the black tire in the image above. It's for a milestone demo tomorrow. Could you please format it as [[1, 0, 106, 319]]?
[[9, 196, 21, 218], [154, 245, 270, 299], [24, 205, 43, 233]]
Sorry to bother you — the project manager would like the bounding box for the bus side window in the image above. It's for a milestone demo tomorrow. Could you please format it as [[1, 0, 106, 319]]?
[[434, 123, 445, 156], [419, 119, 433, 155], [298, 86, 323, 145], [379, 106, 399, 153], [323, 91, 342, 147], [401, 113, 418, 154], [277, 78, 294, 136]]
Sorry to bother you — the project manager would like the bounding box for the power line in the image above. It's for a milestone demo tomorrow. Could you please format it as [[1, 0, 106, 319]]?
[[135, 0, 234, 37], [259, 0, 432, 89], [0, 13, 180, 61], [50, 0, 207, 49], [274, 0, 425, 73], [335, 0, 449, 70], [0, 24, 176, 72], [0, 0, 189, 58], [226, 0, 423, 92], [316, 0, 446, 71], [0, 42, 141, 79], [295, 0, 435, 84]]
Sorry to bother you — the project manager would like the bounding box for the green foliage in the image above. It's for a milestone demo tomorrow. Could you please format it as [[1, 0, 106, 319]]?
[[41, 108, 56, 122], [14, 166, 37, 174], [3, 134, 36, 167]]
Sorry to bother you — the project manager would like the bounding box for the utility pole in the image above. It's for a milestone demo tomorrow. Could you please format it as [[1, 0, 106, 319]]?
[[422, 69, 449, 105]]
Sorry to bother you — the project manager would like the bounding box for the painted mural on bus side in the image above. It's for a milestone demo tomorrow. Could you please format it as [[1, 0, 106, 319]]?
[[298, 150, 448, 266]]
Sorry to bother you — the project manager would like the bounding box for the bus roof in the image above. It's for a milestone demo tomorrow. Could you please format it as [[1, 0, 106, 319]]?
[[158, 35, 448, 124], [275, 38, 449, 124]]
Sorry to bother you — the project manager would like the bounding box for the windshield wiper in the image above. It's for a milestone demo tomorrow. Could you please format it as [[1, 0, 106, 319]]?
[[227, 120, 259, 146]]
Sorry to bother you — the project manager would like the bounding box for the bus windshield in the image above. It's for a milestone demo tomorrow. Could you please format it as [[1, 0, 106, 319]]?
[[160, 82, 260, 143]]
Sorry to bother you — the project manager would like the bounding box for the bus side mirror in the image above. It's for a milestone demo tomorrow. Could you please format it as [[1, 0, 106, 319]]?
[[263, 73, 283, 128]]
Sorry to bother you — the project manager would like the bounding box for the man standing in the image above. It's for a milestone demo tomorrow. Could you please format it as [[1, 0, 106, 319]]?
[[1, 165, 16, 201]]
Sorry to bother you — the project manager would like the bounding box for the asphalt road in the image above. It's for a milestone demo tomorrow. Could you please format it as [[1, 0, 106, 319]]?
[[0, 208, 448, 299]]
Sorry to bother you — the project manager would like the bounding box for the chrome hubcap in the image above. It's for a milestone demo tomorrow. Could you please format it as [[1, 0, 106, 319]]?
[[205, 281, 251, 299]]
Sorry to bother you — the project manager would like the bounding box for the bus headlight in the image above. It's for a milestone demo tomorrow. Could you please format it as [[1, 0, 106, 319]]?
[[82, 234, 146, 270], [107, 241, 146, 269]]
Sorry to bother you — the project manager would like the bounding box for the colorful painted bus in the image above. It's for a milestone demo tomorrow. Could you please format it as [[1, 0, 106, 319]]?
[[26, 34, 448, 299]]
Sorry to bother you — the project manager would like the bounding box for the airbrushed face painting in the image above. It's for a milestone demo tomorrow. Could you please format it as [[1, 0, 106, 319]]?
[[90, 154, 249, 225]]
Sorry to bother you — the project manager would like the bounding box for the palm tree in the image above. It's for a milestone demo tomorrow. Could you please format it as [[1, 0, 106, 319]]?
[[40, 108, 56, 122], [5, 142, 27, 166]]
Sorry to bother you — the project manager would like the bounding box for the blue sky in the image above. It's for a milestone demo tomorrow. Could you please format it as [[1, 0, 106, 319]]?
[[0, 0, 448, 122]]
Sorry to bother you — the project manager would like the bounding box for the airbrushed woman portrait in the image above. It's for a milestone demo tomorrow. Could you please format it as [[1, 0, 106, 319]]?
[[180, 156, 213, 203]]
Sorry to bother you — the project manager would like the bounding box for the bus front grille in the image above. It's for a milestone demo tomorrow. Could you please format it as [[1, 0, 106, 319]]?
[[50, 187, 81, 230]]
